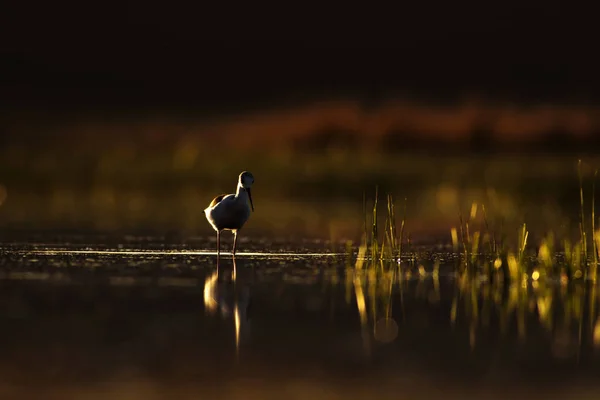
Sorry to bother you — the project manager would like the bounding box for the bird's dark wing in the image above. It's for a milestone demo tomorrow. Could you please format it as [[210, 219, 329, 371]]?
[[209, 194, 228, 208]]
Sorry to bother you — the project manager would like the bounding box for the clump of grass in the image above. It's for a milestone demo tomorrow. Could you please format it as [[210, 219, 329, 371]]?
[[517, 223, 528, 265], [382, 194, 397, 260], [590, 168, 599, 282], [351, 187, 405, 352], [356, 160, 599, 288], [579, 159, 589, 264], [453, 202, 506, 279], [450, 161, 600, 284], [358, 186, 407, 265], [457, 211, 470, 270], [371, 186, 380, 262], [569, 160, 599, 281], [352, 161, 600, 355], [482, 204, 498, 255], [593, 228, 600, 282]]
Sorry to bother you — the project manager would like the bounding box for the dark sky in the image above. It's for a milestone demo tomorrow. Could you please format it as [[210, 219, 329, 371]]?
[[1, 0, 598, 113]]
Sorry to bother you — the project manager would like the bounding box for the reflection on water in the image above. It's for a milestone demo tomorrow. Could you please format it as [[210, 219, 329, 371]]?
[[1, 242, 600, 399], [203, 258, 251, 358]]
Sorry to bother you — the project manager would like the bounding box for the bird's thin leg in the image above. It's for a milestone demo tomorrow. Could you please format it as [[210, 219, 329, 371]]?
[[233, 230, 238, 256], [217, 231, 221, 263]]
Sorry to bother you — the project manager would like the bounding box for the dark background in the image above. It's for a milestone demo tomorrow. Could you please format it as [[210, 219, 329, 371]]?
[[2, 0, 598, 114], [1, 0, 599, 238]]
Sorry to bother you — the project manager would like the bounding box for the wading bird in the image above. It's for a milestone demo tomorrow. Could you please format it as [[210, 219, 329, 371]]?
[[204, 171, 255, 258]]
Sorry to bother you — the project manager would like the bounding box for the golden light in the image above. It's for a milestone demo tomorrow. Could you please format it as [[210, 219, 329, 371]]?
[[538, 242, 552, 266], [234, 304, 241, 355], [469, 202, 478, 220], [507, 254, 518, 278], [594, 317, 600, 348], [450, 228, 459, 252], [203, 271, 219, 314], [531, 270, 540, 281], [537, 296, 551, 321], [354, 277, 367, 321], [353, 276, 370, 355], [494, 257, 502, 270]]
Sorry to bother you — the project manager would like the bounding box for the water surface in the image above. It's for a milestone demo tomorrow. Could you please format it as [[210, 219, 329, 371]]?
[[1, 237, 600, 399]]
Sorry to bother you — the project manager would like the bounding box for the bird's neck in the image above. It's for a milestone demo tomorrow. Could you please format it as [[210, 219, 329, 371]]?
[[235, 184, 246, 198]]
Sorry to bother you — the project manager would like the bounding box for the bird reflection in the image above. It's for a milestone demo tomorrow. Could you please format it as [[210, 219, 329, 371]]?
[[203, 257, 251, 355]]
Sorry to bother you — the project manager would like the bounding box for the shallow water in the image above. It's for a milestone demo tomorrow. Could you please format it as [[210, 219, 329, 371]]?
[[1, 236, 600, 399]]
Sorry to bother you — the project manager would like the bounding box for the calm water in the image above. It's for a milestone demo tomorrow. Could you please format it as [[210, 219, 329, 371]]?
[[1, 236, 600, 399]]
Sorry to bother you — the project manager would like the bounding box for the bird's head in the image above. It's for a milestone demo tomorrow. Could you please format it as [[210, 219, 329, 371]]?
[[239, 171, 254, 211]]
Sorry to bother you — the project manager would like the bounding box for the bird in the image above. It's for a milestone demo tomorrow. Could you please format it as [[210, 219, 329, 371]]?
[[204, 171, 255, 258]]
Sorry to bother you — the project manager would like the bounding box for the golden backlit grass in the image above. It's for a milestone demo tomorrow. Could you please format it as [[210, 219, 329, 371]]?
[[346, 163, 600, 358], [353, 159, 600, 287]]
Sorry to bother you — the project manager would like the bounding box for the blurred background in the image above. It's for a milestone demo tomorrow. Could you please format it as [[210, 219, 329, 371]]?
[[4, 4, 600, 399], [1, 0, 599, 243]]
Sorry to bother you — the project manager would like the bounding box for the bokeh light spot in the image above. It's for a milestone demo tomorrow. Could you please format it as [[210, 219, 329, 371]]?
[[374, 317, 399, 343]]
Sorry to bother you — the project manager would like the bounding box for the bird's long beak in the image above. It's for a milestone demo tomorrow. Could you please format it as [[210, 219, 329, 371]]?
[[247, 188, 254, 212]]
